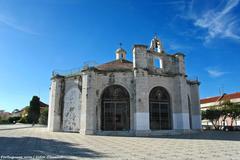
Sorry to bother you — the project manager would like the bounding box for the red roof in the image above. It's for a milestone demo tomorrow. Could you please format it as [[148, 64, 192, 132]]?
[[97, 59, 133, 71], [40, 101, 48, 108], [200, 92, 240, 104]]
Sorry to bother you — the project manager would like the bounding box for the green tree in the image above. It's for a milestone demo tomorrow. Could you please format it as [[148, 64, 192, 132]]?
[[219, 100, 240, 127], [8, 116, 21, 123], [223, 102, 240, 127], [220, 100, 233, 128], [18, 116, 28, 123], [27, 96, 40, 124], [201, 110, 206, 120], [205, 108, 222, 130], [39, 108, 48, 125]]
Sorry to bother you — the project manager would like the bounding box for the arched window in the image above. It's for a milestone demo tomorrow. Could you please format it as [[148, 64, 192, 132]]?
[[149, 87, 171, 130], [101, 85, 130, 131]]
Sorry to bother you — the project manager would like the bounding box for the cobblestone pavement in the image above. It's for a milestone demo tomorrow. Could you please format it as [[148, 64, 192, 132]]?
[[0, 124, 240, 160]]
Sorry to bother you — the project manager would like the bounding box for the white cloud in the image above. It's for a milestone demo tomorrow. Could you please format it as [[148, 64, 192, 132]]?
[[168, 42, 191, 51], [0, 14, 39, 35], [185, 0, 240, 42], [206, 68, 227, 78]]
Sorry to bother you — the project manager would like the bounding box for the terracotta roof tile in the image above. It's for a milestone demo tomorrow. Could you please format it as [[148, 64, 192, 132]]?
[[200, 92, 240, 104], [221, 92, 240, 101], [40, 101, 48, 108], [200, 96, 220, 104], [96, 59, 133, 71]]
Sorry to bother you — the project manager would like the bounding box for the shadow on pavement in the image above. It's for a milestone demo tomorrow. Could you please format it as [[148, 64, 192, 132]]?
[[0, 137, 106, 159], [152, 131, 240, 141], [0, 126, 33, 131], [0, 124, 46, 131], [95, 131, 240, 141]]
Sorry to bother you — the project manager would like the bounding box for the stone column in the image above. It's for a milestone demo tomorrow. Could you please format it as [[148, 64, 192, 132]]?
[[175, 53, 186, 75], [80, 71, 96, 135], [132, 45, 150, 136], [48, 75, 65, 132], [134, 71, 151, 136], [190, 83, 201, 130], [132, 45, 148, 69], [172, 76, 191, 130]]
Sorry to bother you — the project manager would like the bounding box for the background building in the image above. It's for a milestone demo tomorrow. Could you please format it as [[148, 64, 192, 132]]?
[[0, 110, 11, 122], [200, 92, 240, 128]]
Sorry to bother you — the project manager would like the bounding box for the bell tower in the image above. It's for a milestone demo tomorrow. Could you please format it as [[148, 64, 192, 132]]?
[[150, 35, 163, 53], [115, 43, 126, 60]]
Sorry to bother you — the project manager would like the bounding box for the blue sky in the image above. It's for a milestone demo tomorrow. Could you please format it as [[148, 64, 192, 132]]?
[[0, 0, 240, 112]]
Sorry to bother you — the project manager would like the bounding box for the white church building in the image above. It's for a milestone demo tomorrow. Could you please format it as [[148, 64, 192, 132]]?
[[48, 36, 201, 136]]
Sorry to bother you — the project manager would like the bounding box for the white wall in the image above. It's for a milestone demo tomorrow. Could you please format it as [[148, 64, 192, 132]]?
[[62, 78, 81, 132]]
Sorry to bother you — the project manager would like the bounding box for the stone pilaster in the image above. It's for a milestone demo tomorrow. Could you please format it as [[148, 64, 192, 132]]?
[[172, 76, 190, 130], [134, 70, 151, 136], [48, 75, 65, 132], [190, 83, 201, 130], [80, 71, 96, 135]]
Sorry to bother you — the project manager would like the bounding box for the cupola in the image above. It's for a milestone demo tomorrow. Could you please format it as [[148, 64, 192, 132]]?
[[115, 45, 126, 60]]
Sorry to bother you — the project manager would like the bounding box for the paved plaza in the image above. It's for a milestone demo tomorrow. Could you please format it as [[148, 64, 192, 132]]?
[[0, 124, 240, 160]]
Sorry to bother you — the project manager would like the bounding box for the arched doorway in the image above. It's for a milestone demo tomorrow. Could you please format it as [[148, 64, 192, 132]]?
[[101, 85, 130, 131], [149, 87, 171, 130]]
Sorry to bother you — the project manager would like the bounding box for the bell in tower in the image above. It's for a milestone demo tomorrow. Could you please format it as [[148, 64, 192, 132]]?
[[150, 35, 163, 53]]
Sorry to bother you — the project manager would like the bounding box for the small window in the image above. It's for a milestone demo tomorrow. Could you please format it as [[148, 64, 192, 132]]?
[[154, 57, 163, 69]]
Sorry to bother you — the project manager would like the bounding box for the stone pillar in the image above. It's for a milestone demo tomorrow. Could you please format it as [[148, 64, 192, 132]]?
[[132, 45, 148, 69], [134, 71, 150, 136], [48, 75, 64, 132], [175, 53, 186, 75], [172, 76, 190, 130], [190, 83, 201, 130], [80, 71, 96, 135]]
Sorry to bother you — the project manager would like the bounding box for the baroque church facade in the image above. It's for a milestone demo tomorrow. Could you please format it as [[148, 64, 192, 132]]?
[[48, 36, 201, 136]]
